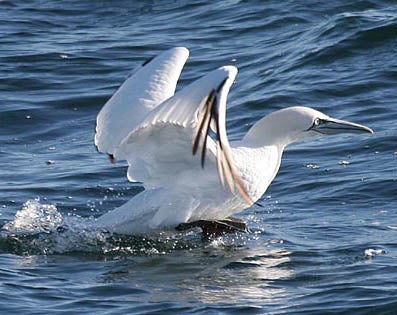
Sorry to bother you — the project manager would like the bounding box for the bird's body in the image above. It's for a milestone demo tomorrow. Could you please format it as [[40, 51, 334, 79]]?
[[96, 144, 279, 234], [94, 47, 372, 236]]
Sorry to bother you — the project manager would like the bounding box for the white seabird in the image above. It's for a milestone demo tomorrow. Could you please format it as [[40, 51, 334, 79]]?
[[94, 47, 373, 235]]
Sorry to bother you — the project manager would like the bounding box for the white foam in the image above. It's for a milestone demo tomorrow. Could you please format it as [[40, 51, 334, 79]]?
[[2, 199, 63, 235], [364, 248, 386, 258], [0, 199, 205, 255]]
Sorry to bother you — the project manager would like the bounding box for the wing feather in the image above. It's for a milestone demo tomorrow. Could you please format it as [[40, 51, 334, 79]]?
[[95, 47, 189, 157], [114, 65, 252, 204], [192, 79, 252, 205]]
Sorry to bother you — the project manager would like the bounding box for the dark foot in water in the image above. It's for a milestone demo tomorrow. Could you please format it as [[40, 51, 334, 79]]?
[[176, 217, 249, 238]]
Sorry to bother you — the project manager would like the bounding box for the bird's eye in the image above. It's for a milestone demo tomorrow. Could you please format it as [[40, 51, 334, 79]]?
[[313, 118, 321, 126]]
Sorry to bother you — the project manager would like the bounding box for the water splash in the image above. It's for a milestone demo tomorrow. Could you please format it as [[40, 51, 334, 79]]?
[[2, 199, 63, 235], [364, 248, 386, 258], [0, 199, 106, 255], [0, 199, 240, 256]]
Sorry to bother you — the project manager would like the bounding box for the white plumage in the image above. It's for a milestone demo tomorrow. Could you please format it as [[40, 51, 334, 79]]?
[[95, 47, 189, 156], [94, 47, 373, 235]]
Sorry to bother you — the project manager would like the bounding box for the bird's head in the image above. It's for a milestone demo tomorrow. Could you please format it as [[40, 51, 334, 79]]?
[[244, 106, 373, 148]]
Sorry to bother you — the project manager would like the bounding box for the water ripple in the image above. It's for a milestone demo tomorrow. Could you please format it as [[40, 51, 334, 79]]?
[[0, 0, 396, 314]]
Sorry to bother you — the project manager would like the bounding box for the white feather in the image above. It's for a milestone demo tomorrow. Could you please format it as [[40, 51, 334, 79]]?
[[115, 66, 238, 187], [95, 47, 189, 156]]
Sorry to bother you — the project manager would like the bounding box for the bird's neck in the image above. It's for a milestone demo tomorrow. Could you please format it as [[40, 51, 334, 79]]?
[[243, 115, 296, 149]]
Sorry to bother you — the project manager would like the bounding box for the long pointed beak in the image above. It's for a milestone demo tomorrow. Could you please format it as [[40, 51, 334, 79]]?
[[314, 118, 374, 135]]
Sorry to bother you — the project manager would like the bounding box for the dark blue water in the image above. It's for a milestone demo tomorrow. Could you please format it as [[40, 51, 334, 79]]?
[[1, 1, 396, 314]]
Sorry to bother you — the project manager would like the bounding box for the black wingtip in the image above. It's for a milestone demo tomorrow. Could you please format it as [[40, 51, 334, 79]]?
[[216, 77, 228, 92], [192, 77, 253, 206], [192, 90, 216, 165], [142, 56, 154, 66], [108, 154, 116, 164]]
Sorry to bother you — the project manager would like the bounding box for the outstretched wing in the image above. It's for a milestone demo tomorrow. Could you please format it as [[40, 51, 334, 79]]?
[[115, 65, 251, 204], [191, 80, 252, 205], [95, 47, 189, 158]]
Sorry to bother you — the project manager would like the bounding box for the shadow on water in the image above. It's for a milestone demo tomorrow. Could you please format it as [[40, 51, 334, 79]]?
[[98, 245, 293, 305]]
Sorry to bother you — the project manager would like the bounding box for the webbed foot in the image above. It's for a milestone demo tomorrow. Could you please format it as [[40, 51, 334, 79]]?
[[176, 217, 249, 238]]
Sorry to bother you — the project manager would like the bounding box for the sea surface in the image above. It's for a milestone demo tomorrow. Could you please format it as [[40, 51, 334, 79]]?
[[0, 1, 396, 314]]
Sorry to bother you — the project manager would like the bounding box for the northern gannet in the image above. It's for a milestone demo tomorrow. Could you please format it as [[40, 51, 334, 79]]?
[[94, 47, 373, 236]]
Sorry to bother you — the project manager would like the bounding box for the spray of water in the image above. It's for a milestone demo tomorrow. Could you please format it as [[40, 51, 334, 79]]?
[[0, 199, 246, 256]]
